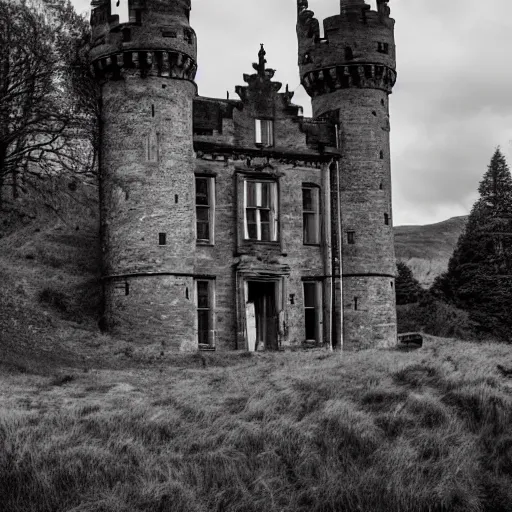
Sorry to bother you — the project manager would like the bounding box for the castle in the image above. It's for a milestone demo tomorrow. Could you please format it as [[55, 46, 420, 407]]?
[[89, 0, 398, 351]]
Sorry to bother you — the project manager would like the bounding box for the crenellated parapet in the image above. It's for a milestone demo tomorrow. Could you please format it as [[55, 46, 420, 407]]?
[[89, 0, 196, 83], [297, 0, 396, 97], [91, 49, 197, 81]]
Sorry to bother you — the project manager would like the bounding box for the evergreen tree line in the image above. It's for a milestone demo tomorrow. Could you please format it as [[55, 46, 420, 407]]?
[[0, 0, 98, 207], [396, 148, 512, 342]]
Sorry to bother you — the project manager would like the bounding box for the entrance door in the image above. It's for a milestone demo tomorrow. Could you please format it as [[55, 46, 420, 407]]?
[[246, 281, 279, 351]]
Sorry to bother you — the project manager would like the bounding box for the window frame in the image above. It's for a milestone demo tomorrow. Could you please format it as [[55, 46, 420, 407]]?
[[255, 118, 274, 147], [195, 279, 215, 349], [195, 175, 215, 245], [302, 185, 321, 246], [243, 179, 279, 243], [303, 280, 323, 345]]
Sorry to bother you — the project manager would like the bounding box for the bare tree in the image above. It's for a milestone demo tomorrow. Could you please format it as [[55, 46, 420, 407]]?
[[0, 0, 98, 207]]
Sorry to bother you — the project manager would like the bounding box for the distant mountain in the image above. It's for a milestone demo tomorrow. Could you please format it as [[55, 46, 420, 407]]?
[[394, 216, 468, 288]]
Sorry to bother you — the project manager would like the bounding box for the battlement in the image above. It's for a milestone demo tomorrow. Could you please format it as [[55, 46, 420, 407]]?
[[89, 0, 196, 80], [297, 0, 396, 97]]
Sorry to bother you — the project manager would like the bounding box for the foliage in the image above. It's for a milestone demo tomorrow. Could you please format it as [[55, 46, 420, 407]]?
[[397, 294, 479, 340], [432, 148, 512, 340], [395, 261, 423, 305], [0, 0, 98, 205]]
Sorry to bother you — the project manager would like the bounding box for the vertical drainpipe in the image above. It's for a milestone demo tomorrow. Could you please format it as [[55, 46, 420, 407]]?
[[330, 158, 343, 350], [336, 159, 344, 350], [322, 161, 333, 351]]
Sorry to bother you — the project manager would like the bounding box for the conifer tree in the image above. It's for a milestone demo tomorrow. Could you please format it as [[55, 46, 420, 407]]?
[[395, 261, 423, 305], [433, 148, 512, 339]]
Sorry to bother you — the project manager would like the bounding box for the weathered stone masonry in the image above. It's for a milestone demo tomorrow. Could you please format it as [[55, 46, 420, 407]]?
[[89, 0, 398, 351]]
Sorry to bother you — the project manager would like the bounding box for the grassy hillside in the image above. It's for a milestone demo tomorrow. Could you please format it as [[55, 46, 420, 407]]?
[[0, 179, 113, 373], [394, 216, 468, 288], [1, 339, 512, 512]]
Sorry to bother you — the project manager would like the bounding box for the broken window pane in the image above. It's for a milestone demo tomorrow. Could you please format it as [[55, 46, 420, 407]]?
[[244, 181, 278, 242], [247, 182, 257, 207]]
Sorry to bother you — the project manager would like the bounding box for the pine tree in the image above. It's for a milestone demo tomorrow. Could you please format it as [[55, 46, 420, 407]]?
[[433, 148, 512, 339], [395, 261, 423, 305]]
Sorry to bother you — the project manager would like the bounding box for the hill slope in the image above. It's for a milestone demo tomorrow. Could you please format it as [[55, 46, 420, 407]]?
[[394, 216, 468, 288]]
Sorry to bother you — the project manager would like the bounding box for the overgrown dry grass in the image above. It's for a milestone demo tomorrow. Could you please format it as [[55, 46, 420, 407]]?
[[1, 338, 512, 512]]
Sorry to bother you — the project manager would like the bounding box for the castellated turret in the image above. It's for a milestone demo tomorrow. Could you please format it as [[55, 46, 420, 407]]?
[[90, 0, 199, 349], [297, 0, 398, 348]]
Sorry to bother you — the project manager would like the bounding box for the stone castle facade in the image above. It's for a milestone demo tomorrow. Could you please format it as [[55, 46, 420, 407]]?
[[89, 0, 397, 351]]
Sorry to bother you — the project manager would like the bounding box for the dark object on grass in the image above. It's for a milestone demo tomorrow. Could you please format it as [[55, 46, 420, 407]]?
[[398, 332, 423, 350], [497, 365, 512, 378]]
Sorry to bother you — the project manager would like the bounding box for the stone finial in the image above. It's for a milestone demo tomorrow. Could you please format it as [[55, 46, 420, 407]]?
[[252, 44, 267, 78], [297, 0, 309, 16]]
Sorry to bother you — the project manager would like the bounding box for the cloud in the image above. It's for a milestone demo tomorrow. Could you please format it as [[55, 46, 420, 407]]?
[[72, 0, 512, 226]]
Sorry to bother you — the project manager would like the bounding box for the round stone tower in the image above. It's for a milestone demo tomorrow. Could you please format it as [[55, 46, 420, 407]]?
[[297, 0, 397, 348], [90, 0, 199, 350]]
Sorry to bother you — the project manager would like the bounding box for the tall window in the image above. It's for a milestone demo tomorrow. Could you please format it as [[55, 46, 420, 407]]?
[[303, 281, 321, 343], [196, 280, 214, 348], [244, 180, 278, 242], [195, 176, 214, 244], [303, 186, 320, 245], [255, 119, 274, 146]]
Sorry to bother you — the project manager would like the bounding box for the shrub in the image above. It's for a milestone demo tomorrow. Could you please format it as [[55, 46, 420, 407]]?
[[38, 287, 69, 313], [397, 295, 480, 340]]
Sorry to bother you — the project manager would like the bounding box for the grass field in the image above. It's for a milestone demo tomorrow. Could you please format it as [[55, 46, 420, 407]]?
[[1, 337, 512, 512]]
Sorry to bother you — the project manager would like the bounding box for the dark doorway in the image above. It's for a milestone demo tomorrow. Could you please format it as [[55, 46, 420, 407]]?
[[247, 281, 279, 351]]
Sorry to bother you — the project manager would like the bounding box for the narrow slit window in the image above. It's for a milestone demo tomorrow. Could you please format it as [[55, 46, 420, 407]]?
[[196, 176, 215, 243], [255, 119, 274, 147], [196, 280, 214, 348], [347, 231, 355, 245], [302, 186, 321, 245], [384, 213, 390, 225], [184, 28, 194, 44], [354, 297, 359, 311], [378, 42, 389, 54], [244, 180, 278, 242], [345, 47, 354, 60], [380, 150, 384, 159], [303, 281, 322, 344], [147, 131, 159, 162], [158, 233, 167, 246]]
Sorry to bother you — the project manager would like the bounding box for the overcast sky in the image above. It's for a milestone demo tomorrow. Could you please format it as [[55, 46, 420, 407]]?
[[71, 0, 512, 226]]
